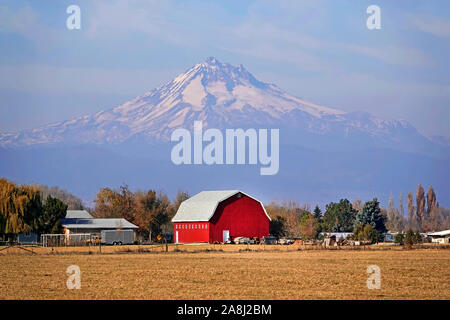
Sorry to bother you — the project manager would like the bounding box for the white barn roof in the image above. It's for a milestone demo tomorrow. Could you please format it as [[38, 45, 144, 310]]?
[[65, 210, 93, 219], [171, 190, 270, 222]]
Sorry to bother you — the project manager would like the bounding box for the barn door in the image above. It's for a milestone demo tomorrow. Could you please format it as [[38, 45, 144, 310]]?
[[175, 231, 179, 244], [223, 230, 230, 242]]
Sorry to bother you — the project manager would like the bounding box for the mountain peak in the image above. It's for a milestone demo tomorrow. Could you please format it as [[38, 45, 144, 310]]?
[[205, 56, 219, 65], [0, 57, 429, 152]]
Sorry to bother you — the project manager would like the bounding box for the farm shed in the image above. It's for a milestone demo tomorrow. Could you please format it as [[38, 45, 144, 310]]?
[[172, 190, 270, 243], [320, 232, 353, 241], [427, 230, 450, 244], [60, 210, 138, 235]]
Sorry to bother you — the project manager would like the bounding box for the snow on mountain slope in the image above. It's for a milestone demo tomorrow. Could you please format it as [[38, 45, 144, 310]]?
[[0, 57, 430, 150]]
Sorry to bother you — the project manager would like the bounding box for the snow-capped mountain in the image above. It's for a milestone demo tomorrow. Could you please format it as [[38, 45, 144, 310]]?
[[1, 57, 448, 205], [0, 57, 429, 152]]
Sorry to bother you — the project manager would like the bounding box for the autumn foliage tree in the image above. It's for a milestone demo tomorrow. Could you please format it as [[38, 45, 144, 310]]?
[[426, 185, 436, 215], [93, 185, 182, 241], [266, 200, 305, 237], [93, 185, 136, 222], [299, 212, 318, 239], [416, 184, 426, 225], [0, 178, 41, 236], [402, 184, 448, 232]]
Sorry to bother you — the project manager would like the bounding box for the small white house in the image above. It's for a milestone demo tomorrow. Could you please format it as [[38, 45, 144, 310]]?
[[427, 230, 450, 244]]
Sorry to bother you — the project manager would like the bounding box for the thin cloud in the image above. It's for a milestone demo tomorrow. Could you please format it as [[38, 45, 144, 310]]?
[[411, 15, 450, 38], [344, 44, 432, 67]]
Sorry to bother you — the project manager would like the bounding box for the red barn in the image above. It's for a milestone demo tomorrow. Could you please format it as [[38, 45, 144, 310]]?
[[172, 190, 270, 243]]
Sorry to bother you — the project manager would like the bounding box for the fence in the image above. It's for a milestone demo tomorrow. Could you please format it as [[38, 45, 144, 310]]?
[[40, 233, 99, 247]]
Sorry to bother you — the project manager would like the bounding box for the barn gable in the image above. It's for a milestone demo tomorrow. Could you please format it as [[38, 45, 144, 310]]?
[[172, 190, 270, 222]]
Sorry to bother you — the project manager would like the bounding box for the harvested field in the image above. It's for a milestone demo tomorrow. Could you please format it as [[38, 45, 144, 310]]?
[[0, 247, 449, 299]]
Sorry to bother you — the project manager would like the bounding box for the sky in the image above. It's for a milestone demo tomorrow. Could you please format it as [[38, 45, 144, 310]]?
[[1, 0, 450, 139]]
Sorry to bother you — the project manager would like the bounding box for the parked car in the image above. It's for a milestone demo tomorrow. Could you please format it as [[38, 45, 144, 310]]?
[[278, 238, 294, 245], [234, 237, 251, 244], [262, 236, 277, 244]]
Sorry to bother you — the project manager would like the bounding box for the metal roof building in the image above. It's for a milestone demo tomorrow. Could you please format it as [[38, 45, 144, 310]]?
[[172, 190, 270, 243], [60, 210, 138, 234], [427, 230, 450, 244]]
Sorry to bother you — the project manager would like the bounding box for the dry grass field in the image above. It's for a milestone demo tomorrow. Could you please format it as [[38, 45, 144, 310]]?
[[0, 245, 449, 300]]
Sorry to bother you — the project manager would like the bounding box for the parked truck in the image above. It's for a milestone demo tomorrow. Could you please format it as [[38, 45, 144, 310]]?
[[101, 229, 135, 245]]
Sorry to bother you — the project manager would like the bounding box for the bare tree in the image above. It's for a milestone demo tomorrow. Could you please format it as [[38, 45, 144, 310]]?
[[399, 192, 404, 218], [352, 199, 363, 212]]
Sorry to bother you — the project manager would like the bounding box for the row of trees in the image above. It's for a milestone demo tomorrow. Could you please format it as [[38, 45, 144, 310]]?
[[267, 198, 387, 242], [386, 185, 450, 232], [2, 177, 448, 243], [92, 185, 189, 241], [0, 178, 189, 241], [267, 184, 449, 242], [0, 178, 69, 236]]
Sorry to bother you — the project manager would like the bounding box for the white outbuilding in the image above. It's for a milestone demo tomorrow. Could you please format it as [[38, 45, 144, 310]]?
[[427, 230, 450, 244]]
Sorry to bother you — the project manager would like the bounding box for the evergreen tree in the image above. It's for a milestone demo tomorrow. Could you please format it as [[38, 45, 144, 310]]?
[[405, 229, 415, 247], [354, 198, 387, 235], [414, 231, 422, 244], [269, 215, 286, 239], [363, 224, 379, 244], [394, 233, 404, 245], [39, 195, 68, 234], [313, 205, 322, 219], [323, 199, 356, 232]]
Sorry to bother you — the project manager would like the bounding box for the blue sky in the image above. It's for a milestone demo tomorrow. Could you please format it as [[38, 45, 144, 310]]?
[[1, 0, 450, 139]]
